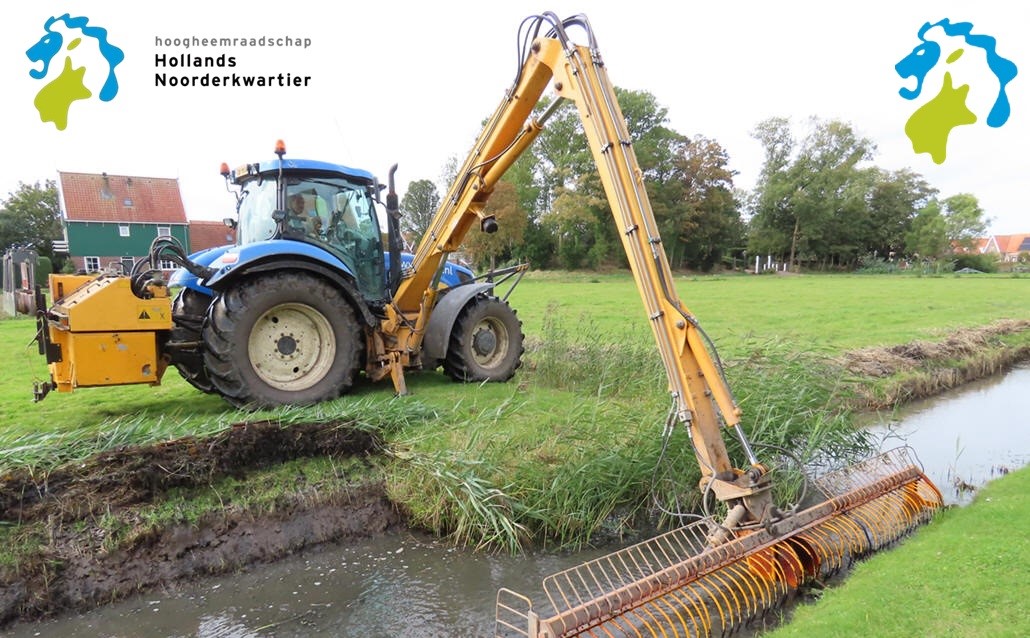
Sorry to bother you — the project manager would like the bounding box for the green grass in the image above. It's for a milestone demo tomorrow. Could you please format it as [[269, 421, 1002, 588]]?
[[762, 465, 1030, 638], [2, 271, 1028, 551], [514, 271, 1030, 352], [5, 272, 1027, 436]]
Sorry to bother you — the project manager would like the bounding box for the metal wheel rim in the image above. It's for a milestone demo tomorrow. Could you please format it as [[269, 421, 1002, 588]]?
[[248, 302, 336, 391], [470, 316, 509, 368]]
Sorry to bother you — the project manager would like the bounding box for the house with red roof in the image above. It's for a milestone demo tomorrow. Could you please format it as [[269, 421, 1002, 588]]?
[[58, 171, 190, 273], [984, 234, 1030, 262], [188, 220, 236, 253]]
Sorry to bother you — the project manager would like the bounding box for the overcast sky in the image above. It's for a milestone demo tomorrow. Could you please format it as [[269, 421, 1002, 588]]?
[[3, 0, 1026, 234]]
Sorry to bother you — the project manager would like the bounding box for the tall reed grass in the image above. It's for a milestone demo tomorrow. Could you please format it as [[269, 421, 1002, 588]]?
[[385, 323, 875, 550]]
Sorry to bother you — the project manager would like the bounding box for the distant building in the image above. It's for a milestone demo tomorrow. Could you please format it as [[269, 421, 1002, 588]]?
[[188, 220, 236, 253], [56, 171, 241, 275], [58, 171, 189, 273], [954, 233, 1030, 263], [984, 234, 1030, 262]]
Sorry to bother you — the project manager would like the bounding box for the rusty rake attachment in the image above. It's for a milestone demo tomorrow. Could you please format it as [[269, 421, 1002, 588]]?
[[495, 446, 942, 638]]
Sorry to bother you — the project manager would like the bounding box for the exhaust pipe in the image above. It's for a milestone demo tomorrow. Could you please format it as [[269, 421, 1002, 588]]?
[[386, 164, 403, 295]]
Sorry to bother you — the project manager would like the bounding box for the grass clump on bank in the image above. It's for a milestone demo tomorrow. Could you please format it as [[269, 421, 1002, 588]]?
[[761, 465, 1030, 638]]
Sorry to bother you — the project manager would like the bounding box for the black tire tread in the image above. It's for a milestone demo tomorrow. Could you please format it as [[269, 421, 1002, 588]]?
[[201, 272, 361, 408], [442, 295, 524, 383], [170, 288, 216, 393]]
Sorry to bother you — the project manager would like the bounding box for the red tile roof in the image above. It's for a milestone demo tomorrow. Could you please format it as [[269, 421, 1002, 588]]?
[[189, 220, 236, 253], [952, 238, 989, 254], [59, 171, 187, 224], [995, 234, 1030, 254]]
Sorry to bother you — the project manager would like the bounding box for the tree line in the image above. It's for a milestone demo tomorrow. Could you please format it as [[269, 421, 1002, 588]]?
[[0, 180, 65, 281], [2, 90, 996, 276], [401, 90, 994, 273]]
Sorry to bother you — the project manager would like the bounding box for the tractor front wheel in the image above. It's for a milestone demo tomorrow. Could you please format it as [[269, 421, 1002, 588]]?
[[202, 272, 361, 408], [442, 295, 524, 383], [170, 288, 216, 393]]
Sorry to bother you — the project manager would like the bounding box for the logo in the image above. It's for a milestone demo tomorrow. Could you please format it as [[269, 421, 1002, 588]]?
[[895, 19, 1018, 164], [25, 14, 125, 131]]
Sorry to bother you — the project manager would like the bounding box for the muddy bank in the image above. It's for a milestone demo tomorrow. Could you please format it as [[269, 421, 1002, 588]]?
[[0, 483, 400, 627], [0, 420, 381, 524], [1, 320, 1028, 629], [0, 421, 400, 627], [840, 319, 1030, 409]]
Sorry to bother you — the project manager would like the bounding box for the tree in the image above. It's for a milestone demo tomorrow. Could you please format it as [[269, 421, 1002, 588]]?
[[0, 180, 64, 271], [463, 180, 527, 271], [660, 135, 743, 270], [544, 188, 597, 270], [942, 193, 990, 251], [530, 96, 593, 213], [747, 117, 799, 260], [531, 88, 698, 268], [506, 150, 552, 268], [904, 201, 949, 259], [864, 168, 938, 259], [399, 179, 440, 244], [748, 117, 876, 269]]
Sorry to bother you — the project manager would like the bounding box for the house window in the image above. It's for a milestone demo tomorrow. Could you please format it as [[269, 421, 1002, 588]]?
[[85, 256, 100, 272], [157, 226, 171, 237], [119, 225, 130, 237], [159, 259, 176, 270]]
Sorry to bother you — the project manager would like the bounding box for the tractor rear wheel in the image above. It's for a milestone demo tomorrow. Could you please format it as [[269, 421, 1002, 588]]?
[[170, 288, 215, 393], [202, 272, 362, 408], [442, 295, 524, 382]]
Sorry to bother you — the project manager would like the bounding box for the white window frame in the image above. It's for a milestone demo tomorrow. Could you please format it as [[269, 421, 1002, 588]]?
[[159, 259, 176, 270], [119, 225, 130, 237], [157, 226, 171, 237], [85, 256, 100, 272]]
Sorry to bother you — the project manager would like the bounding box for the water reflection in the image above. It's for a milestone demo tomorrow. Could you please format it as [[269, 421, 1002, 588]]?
[[866, 364, 1030, 505]]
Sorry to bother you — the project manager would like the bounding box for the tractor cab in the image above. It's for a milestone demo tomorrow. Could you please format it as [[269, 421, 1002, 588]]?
[[225, 156, 387, 301]]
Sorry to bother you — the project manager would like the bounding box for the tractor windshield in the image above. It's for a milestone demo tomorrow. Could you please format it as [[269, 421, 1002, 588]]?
[[236, 174, 386, 300]]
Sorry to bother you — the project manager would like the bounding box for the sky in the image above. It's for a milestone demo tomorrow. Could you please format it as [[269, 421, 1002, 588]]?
[[2, 0, 1027, 234]]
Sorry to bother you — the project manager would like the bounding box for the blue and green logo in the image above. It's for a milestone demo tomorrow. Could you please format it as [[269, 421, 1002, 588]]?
[[25, 14, 125, 131], [895, 19, 1018, 164]]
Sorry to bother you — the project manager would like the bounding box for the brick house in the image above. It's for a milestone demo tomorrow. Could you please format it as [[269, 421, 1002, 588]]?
[[58, 171, 190, 273]]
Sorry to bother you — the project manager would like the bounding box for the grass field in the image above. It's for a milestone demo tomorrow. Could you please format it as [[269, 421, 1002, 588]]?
[[514, 270, 1030, 350], [1, 271, 1028, 548], [4, 271, 1028, 437]]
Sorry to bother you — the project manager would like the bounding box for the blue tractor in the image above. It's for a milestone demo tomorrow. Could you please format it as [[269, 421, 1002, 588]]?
[[162, 142, 525, 407]]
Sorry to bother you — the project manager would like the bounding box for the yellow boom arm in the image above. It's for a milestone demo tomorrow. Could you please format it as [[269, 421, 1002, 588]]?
[[388, 14, 758, 498]]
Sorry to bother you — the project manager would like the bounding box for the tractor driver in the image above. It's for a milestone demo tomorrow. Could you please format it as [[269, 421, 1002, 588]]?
[[288, 193, 324, 236]]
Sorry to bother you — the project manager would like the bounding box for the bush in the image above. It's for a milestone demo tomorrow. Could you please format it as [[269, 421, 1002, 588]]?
[[855, 256, 898, 274], [35, 256, 52, 286], [952, 253, 998, 273]]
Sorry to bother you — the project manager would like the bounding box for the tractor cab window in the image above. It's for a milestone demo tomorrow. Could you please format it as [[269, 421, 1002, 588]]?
[[286, 177, 385, 299], [236, 178, 279, 243], [233, 174, 385, 300], [283, 180, 380, 247]]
